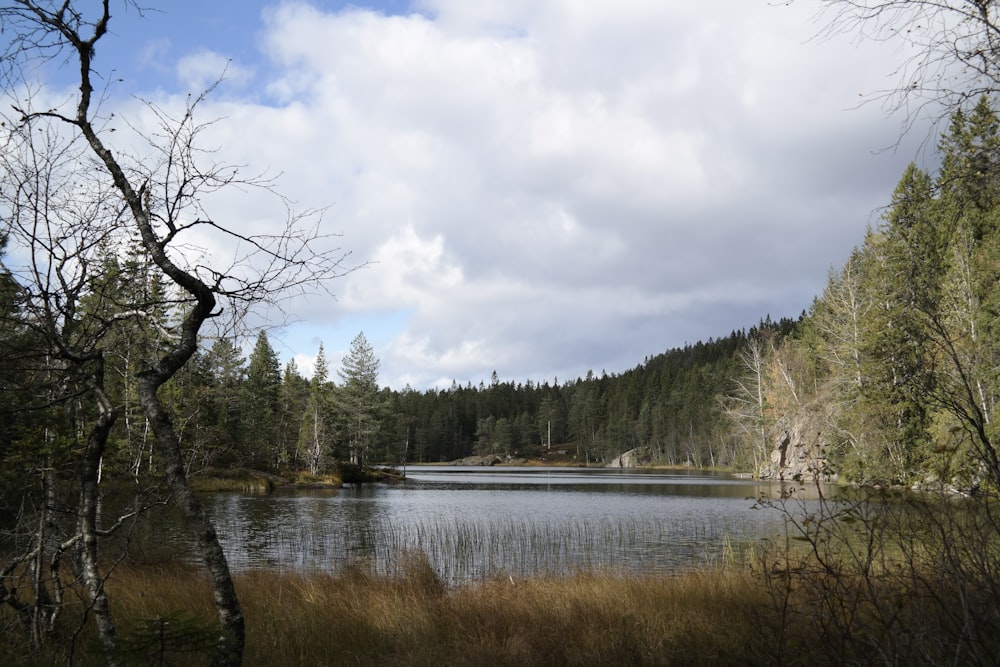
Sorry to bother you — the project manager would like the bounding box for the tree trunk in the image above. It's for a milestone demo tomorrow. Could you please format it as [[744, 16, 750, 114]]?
[[138, 373, 245, 665], [77, 53, 246, 665], [76, 379, 119, 658]]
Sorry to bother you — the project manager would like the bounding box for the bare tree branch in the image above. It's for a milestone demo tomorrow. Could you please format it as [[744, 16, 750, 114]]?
[[807, 0, 1000, 132]]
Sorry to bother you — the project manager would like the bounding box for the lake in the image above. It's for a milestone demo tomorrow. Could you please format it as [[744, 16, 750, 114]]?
[[145, 467, 808, 584]]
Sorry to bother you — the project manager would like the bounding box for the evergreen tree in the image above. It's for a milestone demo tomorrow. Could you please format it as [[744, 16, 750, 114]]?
[[204, 338, 246, 465], [337, 332, 384, 466], [277, 359, 309, 467], [244, 331, 282, 466], [926, 97, 1000, 484], [84, 239, 174, 476], [858, 163, 940, 482], [796, 97, 1000, 487], [0, 235, 33, 482]]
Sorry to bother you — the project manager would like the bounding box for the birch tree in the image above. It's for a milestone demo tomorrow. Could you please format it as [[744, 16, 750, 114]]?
[[301, 343, 333, 474], [723, 335, 772, 473], [0, 2, 350, 663]]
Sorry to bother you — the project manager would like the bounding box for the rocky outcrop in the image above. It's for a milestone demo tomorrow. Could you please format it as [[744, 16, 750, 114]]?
[[450, 454, 503, 466], [759, 409, 836, 482], [607, 447, 653, 469]]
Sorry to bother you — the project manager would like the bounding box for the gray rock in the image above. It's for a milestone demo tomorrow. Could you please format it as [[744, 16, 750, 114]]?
[[759, 411, 836, 482], [607, 447, 653, 469], [450, 455, 502, 466]]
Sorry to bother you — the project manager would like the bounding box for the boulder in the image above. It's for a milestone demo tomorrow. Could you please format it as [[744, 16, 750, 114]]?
[[450, 454, 502, 466], [607, 447, 653, 469]]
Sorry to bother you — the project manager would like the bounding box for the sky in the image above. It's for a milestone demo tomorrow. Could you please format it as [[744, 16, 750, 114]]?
[[20, 0, 935, 390]]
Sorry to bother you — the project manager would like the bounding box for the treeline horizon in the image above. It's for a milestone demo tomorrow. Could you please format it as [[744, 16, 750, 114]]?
[[5, 94, 1000, 487], [158, 313, 799, 472]]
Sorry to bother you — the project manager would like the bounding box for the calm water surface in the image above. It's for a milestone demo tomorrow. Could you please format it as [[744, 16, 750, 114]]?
[[164, 467, 805, 583]]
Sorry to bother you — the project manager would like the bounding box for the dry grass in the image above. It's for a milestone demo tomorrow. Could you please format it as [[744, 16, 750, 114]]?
[[2, 558, 778, 666], [187, 468, 345, 493], [9, 491, 1000, 667], [235, 558, 776, 666], [188, 468, 278, 493]]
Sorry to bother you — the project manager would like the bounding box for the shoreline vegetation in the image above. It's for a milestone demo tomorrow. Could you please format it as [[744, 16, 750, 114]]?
[[185, 454, 741, 494], [4, 3, 1000, 665], [5, 560, 775, 667], [5, 491, 1000, 667], [7, 473, 1000, 665]]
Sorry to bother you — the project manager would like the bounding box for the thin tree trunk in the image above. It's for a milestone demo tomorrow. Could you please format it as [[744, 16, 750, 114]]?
[[138, 373, 245, 665], [76, 376, 119, 659], [75, 45, 245, 662]]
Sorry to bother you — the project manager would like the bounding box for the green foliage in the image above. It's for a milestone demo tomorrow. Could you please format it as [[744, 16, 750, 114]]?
[[762, 96, 1000, 488], [375, 326, 774, 467], [243, 332, 282, 467], [298, 342, 335, 473], [24, 93, 1000, 489], [337, 332, 385, 466]]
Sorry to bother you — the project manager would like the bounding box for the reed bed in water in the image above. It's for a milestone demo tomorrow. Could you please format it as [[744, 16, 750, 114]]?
[[7, 492, 1000, 665], [210, 512, 771, 583]]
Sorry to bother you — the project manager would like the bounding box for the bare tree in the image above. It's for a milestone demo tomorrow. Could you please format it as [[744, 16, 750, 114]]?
[[0, 2, 352, 664], [0, 113, 132, 656], [807, 0, 1000, 131], [723, 335, 771, 473]]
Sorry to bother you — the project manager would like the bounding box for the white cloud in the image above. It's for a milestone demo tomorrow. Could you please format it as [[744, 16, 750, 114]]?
[[176, 49, 254, 92], [104, 0, 926, 389]]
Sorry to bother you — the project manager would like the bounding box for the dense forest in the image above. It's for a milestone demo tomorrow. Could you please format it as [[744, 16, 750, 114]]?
[[753, 96, 1000, 489], [5, 103, 1000, 489], [0, 250, 799, 477], [5, 101, 1000, 495]]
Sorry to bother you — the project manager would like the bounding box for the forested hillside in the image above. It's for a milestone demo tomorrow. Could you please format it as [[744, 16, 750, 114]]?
[[3, 101, 999, 487], [740, 97, 1000, 488], [378, 316, 797, 467], [0, 262, 797, 474], [9, 101, 997, 485]]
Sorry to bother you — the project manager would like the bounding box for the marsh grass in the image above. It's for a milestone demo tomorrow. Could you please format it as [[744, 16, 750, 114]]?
[[7, 488, 1000, 665], [188, 468, 275, 494], [212, 512, 769, 582], [5, 519, 1000, 666], [1, 556, 778, 666]]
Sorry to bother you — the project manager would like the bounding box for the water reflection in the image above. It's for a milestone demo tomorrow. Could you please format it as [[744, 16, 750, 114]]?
[[138, 468, 823, 584]]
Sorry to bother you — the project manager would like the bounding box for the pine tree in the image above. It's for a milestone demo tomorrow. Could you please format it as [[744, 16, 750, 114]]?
[[205, 338, 246, 466], [337, 332, 384, 466], [927, 97, 1000, 484], [277, 359, 309, 467], [804, 97, 1000, 486], [859, 163, 939, 482], [105, 237, 175, 476], [244, 332, 282, 466]]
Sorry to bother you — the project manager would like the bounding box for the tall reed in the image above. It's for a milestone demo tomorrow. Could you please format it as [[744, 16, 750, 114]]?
[[1, 557, 777, 666], [208, 512, 770, 584]]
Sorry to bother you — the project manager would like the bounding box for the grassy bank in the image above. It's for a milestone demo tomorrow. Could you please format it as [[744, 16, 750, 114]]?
[[5, 547, 1000, 665], [5, 560, 775, 666], [188, 468, 345, 492], [6, 491, 1000, 665]]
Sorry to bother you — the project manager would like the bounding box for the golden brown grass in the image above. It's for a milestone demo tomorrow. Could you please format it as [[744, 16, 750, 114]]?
[[8, 491, 1000, 665], [187, 468, 344, 492], [2, 557, 778, 666], [234, 559, 777, 666], [12, 494, 1000, 667]]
